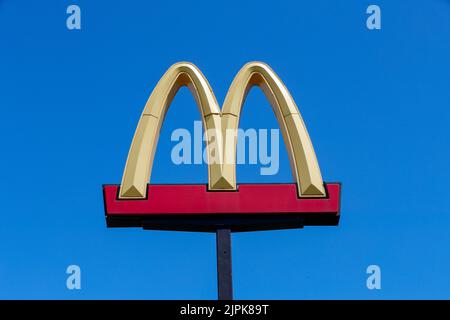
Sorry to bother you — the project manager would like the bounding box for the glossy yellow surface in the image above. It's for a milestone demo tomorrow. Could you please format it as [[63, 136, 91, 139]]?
[[119, 62, 325, 198]]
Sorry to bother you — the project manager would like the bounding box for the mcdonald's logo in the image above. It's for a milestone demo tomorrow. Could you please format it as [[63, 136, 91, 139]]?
[[103, 62, 341, 231]]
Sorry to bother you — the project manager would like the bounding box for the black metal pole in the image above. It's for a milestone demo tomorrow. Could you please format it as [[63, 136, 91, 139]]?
[[216, 228, 233, 300]]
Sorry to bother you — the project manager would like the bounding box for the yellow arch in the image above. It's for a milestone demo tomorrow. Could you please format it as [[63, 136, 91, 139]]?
[[221, 62, 325, 197], [119, 62, 228, 198], [119, 62, 325, 199]]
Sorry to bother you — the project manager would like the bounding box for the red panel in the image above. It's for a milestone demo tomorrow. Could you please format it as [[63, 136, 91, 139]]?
[[103, 183, 340, 216]]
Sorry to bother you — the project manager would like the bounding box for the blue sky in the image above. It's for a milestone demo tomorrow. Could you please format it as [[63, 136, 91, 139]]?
[[0, 0, 449, 299]]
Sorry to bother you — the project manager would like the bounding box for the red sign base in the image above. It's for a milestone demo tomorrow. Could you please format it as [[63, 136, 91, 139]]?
[[103, 183, 341, 232]]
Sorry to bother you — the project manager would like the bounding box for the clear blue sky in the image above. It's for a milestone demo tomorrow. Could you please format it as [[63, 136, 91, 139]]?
[[0, 0, 449, 299]]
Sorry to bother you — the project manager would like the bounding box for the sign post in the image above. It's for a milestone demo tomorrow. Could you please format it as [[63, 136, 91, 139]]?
[[216, 228, 233, 300], [103, 61, 341, 300]]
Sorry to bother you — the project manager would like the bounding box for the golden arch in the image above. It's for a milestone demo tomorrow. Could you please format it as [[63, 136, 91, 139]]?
[[119, 62, 326, 199]]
